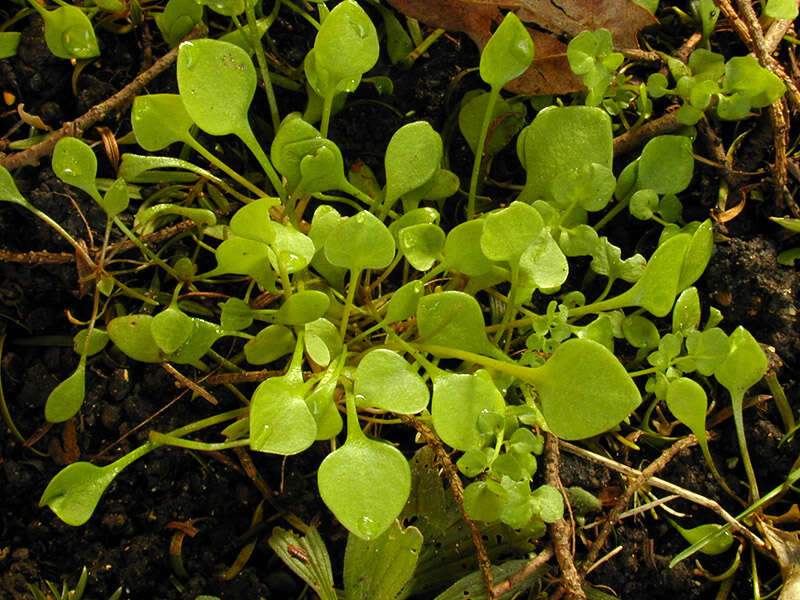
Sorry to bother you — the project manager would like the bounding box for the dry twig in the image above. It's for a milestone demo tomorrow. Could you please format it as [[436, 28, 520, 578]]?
[[401, 415, 496, 598], [559, 439, 765, 552], [545, 433, 586, 600]]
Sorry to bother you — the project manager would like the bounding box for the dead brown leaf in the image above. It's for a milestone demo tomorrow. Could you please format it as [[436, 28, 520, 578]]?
[[385, 0, 657, 95]]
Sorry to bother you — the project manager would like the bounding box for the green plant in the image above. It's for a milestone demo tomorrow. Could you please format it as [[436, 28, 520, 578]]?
[[1, 0, 790, 596], [26, 0, 100, 59], [26, 566, 123, 600]]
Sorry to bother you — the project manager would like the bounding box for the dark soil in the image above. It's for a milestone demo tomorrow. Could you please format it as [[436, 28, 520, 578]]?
[[1, 2, 799, 599]]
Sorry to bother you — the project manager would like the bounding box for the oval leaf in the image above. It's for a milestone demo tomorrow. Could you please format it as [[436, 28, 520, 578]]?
[[354, 349, 429, 414], [529, 339, 641, 440], [431, 370, 505, 451]]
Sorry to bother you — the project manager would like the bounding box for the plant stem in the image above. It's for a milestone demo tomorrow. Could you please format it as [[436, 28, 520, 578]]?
[[731, 393, 760, 501], [320, 92, 334, 139], [339, 269, 360, 339], [148, 431, 251, 451], [467, 88, 499, 219], [244, 3, 281, 133], [186, 136, 271, 199]]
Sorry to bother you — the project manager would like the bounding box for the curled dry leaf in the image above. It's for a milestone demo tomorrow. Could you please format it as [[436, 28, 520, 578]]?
[[385, 0, 657, 95]]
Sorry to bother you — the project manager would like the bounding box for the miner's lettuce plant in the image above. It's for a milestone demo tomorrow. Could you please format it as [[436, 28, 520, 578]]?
[[0, 1, 782, 592]]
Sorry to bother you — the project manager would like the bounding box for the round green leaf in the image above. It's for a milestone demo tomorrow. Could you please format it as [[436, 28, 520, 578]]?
[[151, 306, 194, 354], [666, 377, 708, 442], [417, 291, 494, 356], [52, 137, 100, 202], [100, 178, 129, 218], [385, 280, 424, 323], [552, 162, 616, 212], [244, 324, 295, 365], [229, 197, 279, 245], [177, 39, 255, 137], [39, 5, 100, 59], [685, 327, 730, 376], [275, 290, 330, 325], [313, 0, 379, 87], [529, 339, 641, 440], [399, 223, 445, 271], [444, 220, 494, 276], [318, 399, 410, 540], [107, 315, 164, 363], [354, 349, 429, 414], [131, 94, 194, 151], [517, 106, 613, 204], [324, 210, 395, 272], [39, 462, 116, 526], [637, 135, 694, 194], [481, 201, 544, 263], [250, 377, 317, 455], [431, 370, 505, 451]]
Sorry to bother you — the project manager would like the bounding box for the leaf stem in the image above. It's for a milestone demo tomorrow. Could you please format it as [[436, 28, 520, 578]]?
[[339, 269, 361, 339], [244, 3, 281, 133], [731, 393, 760, 501], [467, 88, 499, 219], [148, 431, 251, 451]]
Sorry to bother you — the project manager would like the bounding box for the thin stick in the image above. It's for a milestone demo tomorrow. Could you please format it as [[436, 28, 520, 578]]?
[[545, 433, 586, 600], [161, 363, 218, 405], [613, 112, 682, 156], [401, 415, 496, 598], [489, 544, 555, 597], [559, 439, 765, 553], [0, 25, 208, 170], [579, 436, 697, 575]]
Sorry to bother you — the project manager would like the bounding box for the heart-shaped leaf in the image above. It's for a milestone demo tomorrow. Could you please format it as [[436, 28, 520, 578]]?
[[151, 306, 194, 354], [384, 121, 442, 211], [431, 370, 505, 451], [177, 39, 255, 138], [528, 339, 640, 440], [417, 291, 494, 356], [324, 210, 395, 272], [250, 376, 317, 455], [479, 11, 534, 90], [244, 325, 296, 365], [354, 349, 429, 414], [229, 197, 279, 245], [276, 290, 330, 325], [318, 398, 411, 540], [107, 315, 164, 363], [481, 201, 544, 263], [131, 94, 195, 152]]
